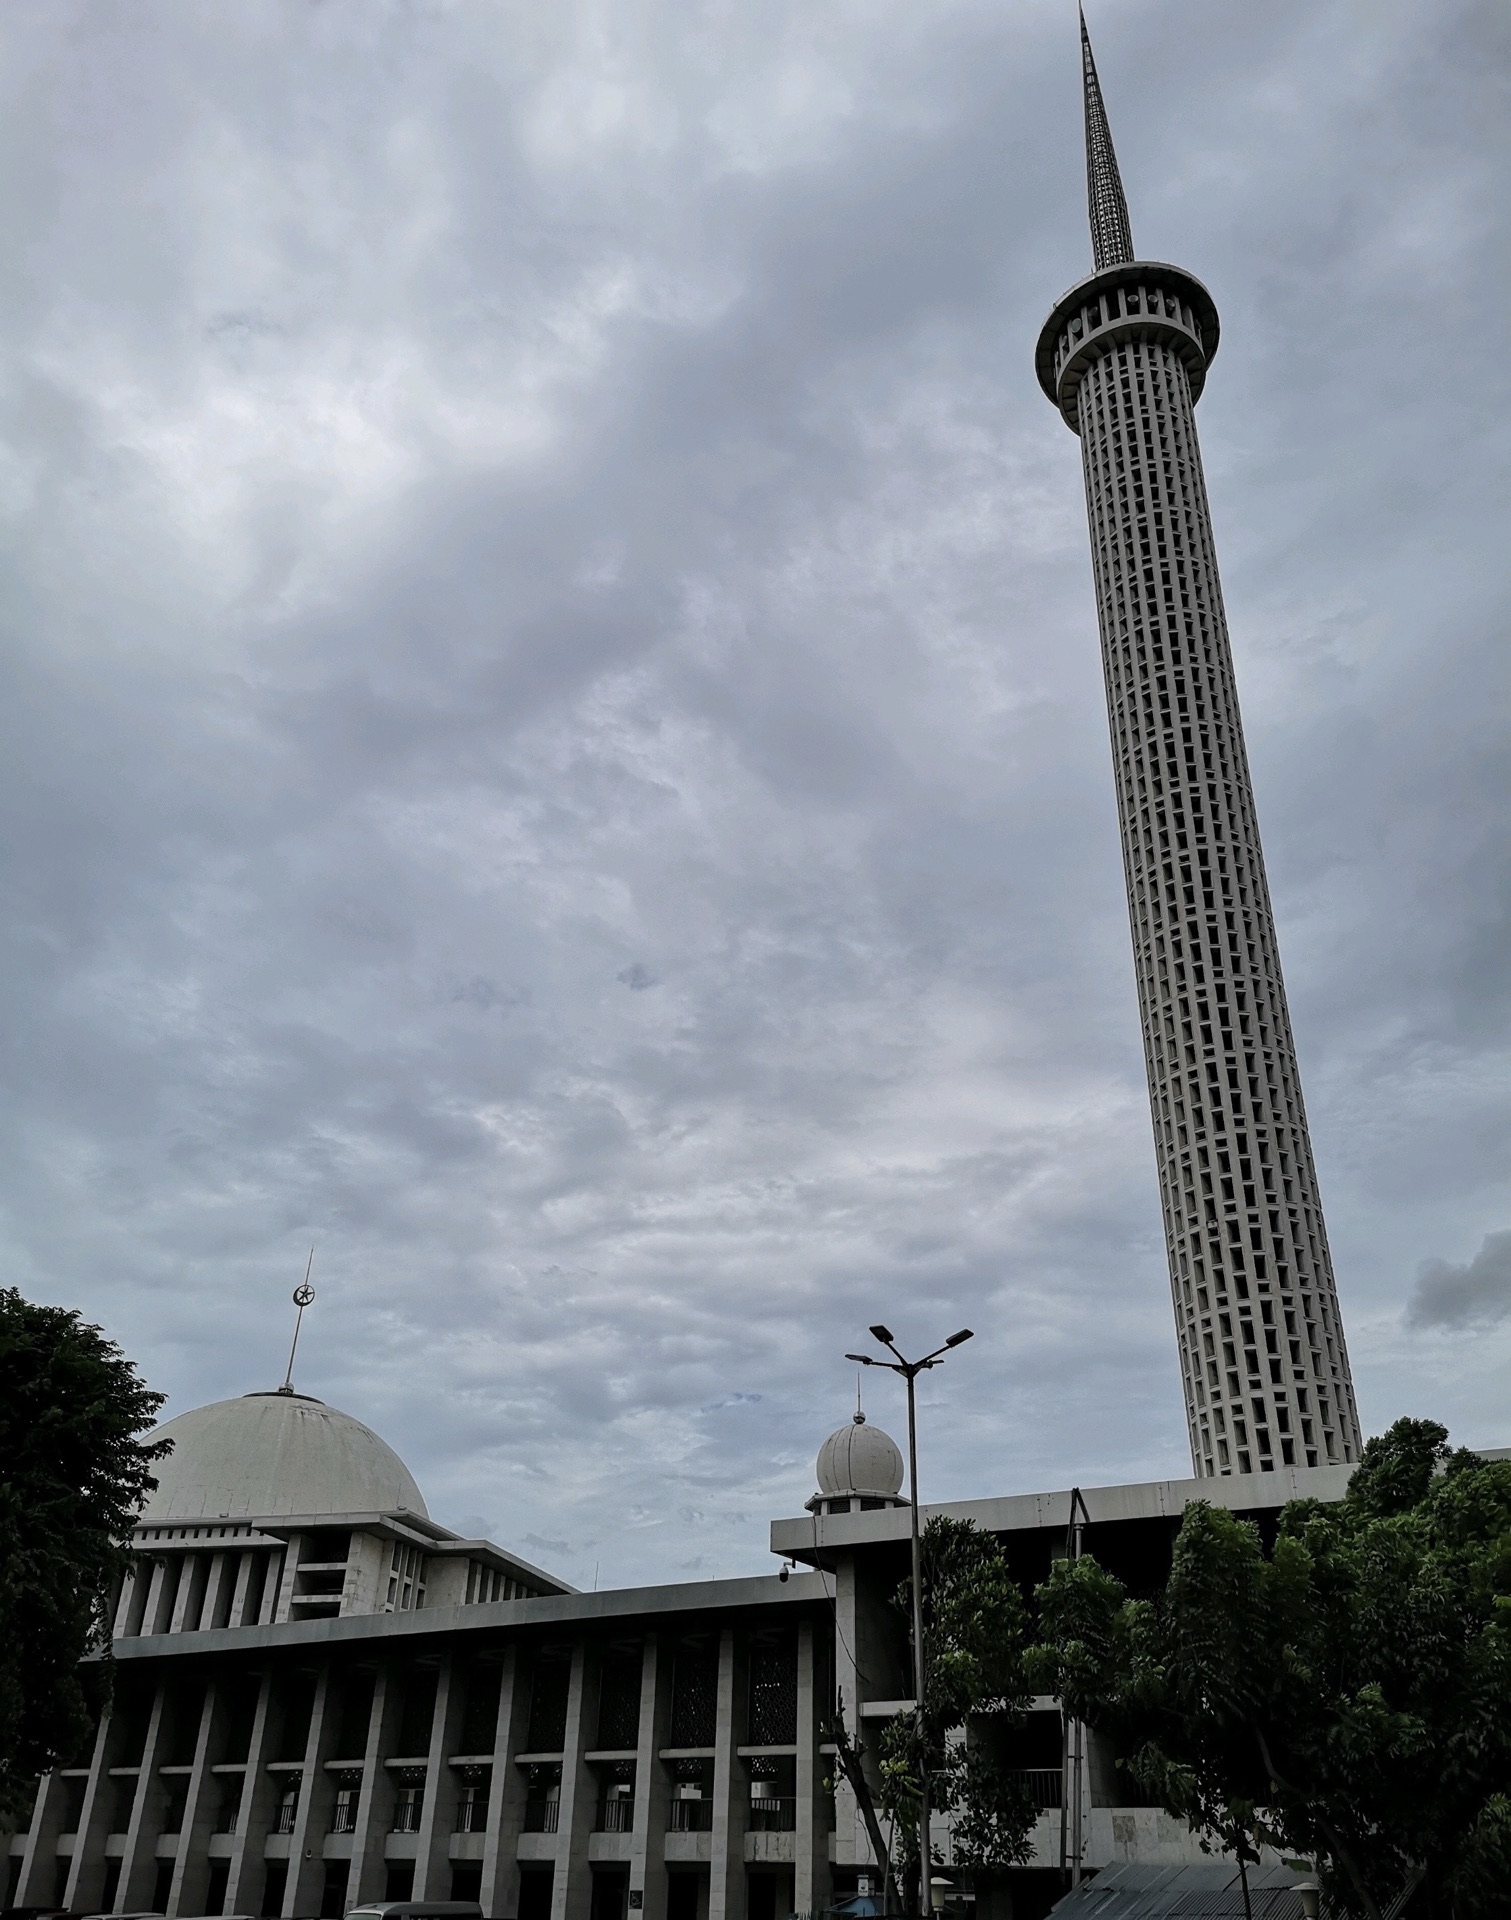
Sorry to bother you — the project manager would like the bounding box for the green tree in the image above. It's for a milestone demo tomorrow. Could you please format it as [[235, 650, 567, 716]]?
[[0, 1289, 168, 1814], [1030, 1420, 1511, 1920], [877, 1516, 1038, 1899]]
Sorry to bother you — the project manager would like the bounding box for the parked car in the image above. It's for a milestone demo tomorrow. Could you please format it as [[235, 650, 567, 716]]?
[[345, 1905, 484, 1920]]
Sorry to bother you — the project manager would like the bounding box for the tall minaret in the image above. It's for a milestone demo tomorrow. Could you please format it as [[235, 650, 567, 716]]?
[[1035, 14, 1360, 1476]]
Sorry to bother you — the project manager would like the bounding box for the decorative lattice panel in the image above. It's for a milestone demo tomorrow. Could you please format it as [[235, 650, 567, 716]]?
[[747, 1637, 798, 1747], [669, 1641, 719, 1749]]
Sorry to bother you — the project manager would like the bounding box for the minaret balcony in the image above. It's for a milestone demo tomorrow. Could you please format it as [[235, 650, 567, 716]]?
[[1035, 260, 1221, 431]]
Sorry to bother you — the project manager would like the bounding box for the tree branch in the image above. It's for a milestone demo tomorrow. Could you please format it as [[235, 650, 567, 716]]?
[[1254, 1727, 1382, 1920], [828, 1697, 897, 1915]]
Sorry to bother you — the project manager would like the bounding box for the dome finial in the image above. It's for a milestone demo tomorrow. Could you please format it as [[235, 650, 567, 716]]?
[[854, 1370, 866, 1425], [279, 1249, 316, 1396]]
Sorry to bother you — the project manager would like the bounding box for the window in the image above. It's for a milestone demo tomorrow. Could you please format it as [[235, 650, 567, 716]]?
[[273, 1776, 301, 1834], [330, 1777, 362, 1834], [455, 1769, 491, 1833], [391, 1776, 425, 1834], [215, 1776, 245, 1835]]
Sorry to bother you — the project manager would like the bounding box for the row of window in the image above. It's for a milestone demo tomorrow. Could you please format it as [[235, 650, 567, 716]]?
[[1074, 331, 1362, 1474]]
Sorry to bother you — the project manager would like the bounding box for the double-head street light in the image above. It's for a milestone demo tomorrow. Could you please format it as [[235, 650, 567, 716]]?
[[846, 1324, 974, 1917]]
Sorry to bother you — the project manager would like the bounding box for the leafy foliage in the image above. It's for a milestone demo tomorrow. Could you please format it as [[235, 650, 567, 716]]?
[[1029, 1420, 1511, 1920], [877, 1516, 1036, 1880], [0, 1289, 168, 1814]]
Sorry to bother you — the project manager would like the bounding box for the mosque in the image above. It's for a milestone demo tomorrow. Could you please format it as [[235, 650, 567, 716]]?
[[10, 17, 1501, 1920], [4, 1376, 1364, 1920]]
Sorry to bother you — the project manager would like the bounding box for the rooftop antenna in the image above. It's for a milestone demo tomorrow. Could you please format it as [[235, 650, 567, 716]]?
[[279, 1250, 316, 1395]]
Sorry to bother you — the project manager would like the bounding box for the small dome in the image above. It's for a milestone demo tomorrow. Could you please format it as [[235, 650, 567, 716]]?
[[815, 1413, 905, 1500], [142, 1391, 428, 1523]]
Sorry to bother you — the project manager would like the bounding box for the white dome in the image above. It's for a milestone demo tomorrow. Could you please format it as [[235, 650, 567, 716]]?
[[816, 1413, 905, 1499], [142, 1391, 428, 1523]]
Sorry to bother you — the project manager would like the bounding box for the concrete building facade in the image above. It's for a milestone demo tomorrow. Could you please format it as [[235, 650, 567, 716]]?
[[1034, 18, 1361, 1477], [6, 1391, 1381, 1920]]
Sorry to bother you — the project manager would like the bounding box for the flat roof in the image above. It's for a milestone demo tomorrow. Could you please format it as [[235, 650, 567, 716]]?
[[108, 1569, 832, 1663], [109, 1448, 1509, 1665], [770, 1446, 1511, 1561]]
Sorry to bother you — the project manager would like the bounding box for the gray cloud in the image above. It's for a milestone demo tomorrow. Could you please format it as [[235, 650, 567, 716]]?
[[0, 0, 1508, 1584], [1408, 1232, 1511, 1330]]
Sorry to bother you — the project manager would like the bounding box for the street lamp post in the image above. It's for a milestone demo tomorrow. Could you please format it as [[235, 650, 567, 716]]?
[[845, 1324, 974, 1918]]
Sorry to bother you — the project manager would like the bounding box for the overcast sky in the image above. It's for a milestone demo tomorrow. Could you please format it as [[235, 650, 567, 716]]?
[[2, 0, 1508, 1588]]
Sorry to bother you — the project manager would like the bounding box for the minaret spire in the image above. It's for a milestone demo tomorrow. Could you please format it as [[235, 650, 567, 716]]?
[[1081, 9, 1135, 268]]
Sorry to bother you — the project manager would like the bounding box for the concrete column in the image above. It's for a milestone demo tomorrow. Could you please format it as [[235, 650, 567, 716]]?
[[116, 1683, 170, 1910], [629, 1637, 673, 1920], [223, 1670, 277, 1918], [113, 1563, 144, 1639], [50, 1713, 113, 1911], [343, 1534, 388, 1617], [15, 1709, 113, 1913], [708, 1629, 747, 1920], [256, 1550, 287, 1626], [126, 1556, 154, 1637], [551, 1643, 594, 1920], [226, 1552, 257, 1628], [349, 1664, 404, 1907], [170, 1557, 210, 1635], [830, 1554, 862, 1867], [794, 1623, 827, 1917], [283, 1663, 335, 1917], [829, 1551, 894, 1873], [480, 1649, 527, 1920], [166, 1680, 220, 1913], [413, 1656, 466, 1899], [12, 1766, 67, 1906], [199, 1553, 230, 1632], [272, 1540, 303, 1626], [141, 1559, 177, 1639]]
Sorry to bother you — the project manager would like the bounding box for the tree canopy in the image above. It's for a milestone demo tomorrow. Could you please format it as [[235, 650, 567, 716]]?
[[0, 1288, 168, 1813], [877, 1515, 1038, 1890], [1029, 1419, 1511, 1920]]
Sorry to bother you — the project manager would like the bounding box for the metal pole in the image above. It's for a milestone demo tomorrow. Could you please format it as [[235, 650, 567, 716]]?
[[845, 1326, 972, 1920], [1066, 1489, 1087, 1890], [281, 1253, 316, 1395], [906, 1367, 930, 1919]]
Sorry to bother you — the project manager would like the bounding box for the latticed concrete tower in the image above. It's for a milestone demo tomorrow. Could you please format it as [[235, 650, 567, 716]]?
[[1035, 15, 1361, 1476]]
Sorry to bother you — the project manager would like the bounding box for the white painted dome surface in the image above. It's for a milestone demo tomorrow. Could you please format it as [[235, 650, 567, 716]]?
[[816, 1414, 905, 1499], [143, 1392, 428, 1523]]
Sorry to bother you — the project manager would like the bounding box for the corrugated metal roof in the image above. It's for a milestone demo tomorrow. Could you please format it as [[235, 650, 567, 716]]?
[[1049, 1864, 1309, 1920]]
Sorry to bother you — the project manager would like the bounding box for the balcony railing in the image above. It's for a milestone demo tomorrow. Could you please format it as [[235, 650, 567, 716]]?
[[595, 1799, 634, 1833], [273, 1801, 298, 1835], [391, 1792, 424, 1835], [668, 1800, 712, 1833], [523, 1799, 561, 1833], [749, 1797, 796, 1833], [456, 1799, 489, 1833], [1015, 1769, 1063, 1811]]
